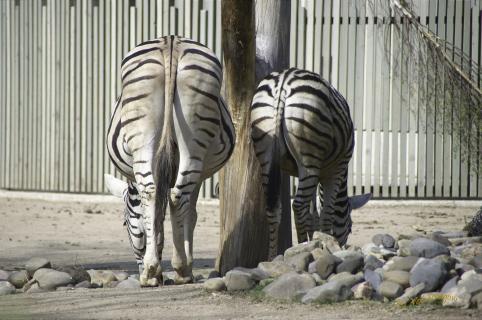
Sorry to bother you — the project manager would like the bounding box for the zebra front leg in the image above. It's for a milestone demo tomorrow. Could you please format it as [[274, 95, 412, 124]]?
[[292, 172, 319, 243]]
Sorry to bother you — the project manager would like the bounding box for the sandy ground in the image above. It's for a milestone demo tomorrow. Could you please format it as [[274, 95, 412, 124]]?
[[0, 190, 481, 319]]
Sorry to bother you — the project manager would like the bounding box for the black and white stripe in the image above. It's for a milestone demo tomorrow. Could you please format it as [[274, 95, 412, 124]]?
[[106, 36, 235, 285], [251, 68, 370, 258]]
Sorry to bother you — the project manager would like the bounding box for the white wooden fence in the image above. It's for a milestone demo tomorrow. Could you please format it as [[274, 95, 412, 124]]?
[[0, 0, 481, 199]]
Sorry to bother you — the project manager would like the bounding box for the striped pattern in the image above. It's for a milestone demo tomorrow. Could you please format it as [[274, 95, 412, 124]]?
[[251, 68, 355, 257], [106, 36, 234, 285]]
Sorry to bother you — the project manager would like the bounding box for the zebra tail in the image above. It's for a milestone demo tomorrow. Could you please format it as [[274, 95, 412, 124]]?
[[154, 36, 178, 235]]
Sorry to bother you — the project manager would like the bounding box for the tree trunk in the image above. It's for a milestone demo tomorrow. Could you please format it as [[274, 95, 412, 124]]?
[[216, 0, 268, 275], [255, 0, 292, 253]]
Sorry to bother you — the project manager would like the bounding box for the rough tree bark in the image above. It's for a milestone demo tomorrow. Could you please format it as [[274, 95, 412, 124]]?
[[216, 0, 268, 275], [255, 0, 292, 253]]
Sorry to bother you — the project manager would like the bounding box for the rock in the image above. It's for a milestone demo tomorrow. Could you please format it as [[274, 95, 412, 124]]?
[[203, 278, 226, 291], [455, 263, 474, 275], [380, 248, 397, 260], [442, 286, 472, 308], [397, 239, 412, 257], [25, 257, 51, 277], [441, 231, 468, 239], [56, 285, 74, 291], [0, 270, 10, 281], [263, 271, 316, 300], [117, 278, 141, 289], [373, 234, 396, 249], [352, 281, 374, 300], [113, 271, 129, 282], [429, 233, 451, 247], [56, 266, 91, 284], [384, 256, 419, 272], [394, 283, 426, 306], [456, 270, 482, 295], [33, 268, 73, 290], [272, 255, 284, 262], [284, 252, 313, 272], [364, 269, 383, 292], [470, 255, 482, 269], [301, 280, 352, 304], [453, 243, 482, 261], [104, 281, 119, 288], [258, 261, 294, 278], [471, 291, 482, 310], [259, 278, 275, 287], [308, 251, 340, 279], [310, 273, 325, 286], [383, 270, 410, 288], [379, 281, 404, 299], [440, 276, 459, 294], [362, 243, 380, 256], [312, 232, 342, 253], [364, 255, 384, 271], [333, 250, 362, 260], [8, 270, 29, 289], [328, 272, 364, 288], [208, 270, 221, 279], [233, 267, 269, 281], [310, 248, 325, 261], [0, 281, 15, 296], [284, 241, 320, 259], [410, 258, 448, 292], [88, 270, 117, 287], [432, 255, 457, 271], [75, 280, 91, 289], [336, 255, 364, 274], [25, 282, 46, 294], [410, 238, 450, 258], [224, 270, 255, 291], [416, 292, 451, 305]]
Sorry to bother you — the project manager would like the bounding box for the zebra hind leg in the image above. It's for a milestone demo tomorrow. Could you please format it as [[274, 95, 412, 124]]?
[[292, 172, 319, 244]]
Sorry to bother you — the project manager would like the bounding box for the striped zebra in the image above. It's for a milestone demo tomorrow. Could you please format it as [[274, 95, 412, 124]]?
[[105, 36, 235, 286], [251, 67, 370, 259]]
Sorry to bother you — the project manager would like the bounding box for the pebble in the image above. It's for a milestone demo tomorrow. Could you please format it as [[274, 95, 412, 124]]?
[[379, 281, 404, 299], [409, 258, 449, 292], [224, 270, 255, 291], [88, 270, 117, 287], [0, 270, 10, 281], [335, 255, 364, 274], [352, 281, 373, 300], [394, 283, 426, 306], [263, 271, 316, 300], [383, 256, 419, 272], [203, 278, 226, 291], [383, 270, 410, 288], [258, 261, 294, 278], [8, 270, 29, 289], [33, 268, 73, 290], [0, 281, 15, 296], [364, 269, 383, 292], [364, 255, 384, 271], [301, 280, 352, 304], [25, 257, 51, 278], [372, 234, 396, 249], [410, 238, 450, 258], [233, 267, 269, 282], [116, 278, 141, 289], [307, 252, 340, 279], [284, 252, 313, 272]]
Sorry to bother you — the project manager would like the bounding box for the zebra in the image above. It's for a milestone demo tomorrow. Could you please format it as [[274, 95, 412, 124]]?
[[105, 35, 235, 286], [250, 67, 371, 259]]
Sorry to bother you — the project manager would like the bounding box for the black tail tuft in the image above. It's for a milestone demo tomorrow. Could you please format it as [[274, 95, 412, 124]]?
[[265, 138, 281, 212], [154, 139, 176, 236]]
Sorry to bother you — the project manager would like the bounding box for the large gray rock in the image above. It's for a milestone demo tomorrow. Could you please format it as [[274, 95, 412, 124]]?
[[379, 281, 404, 300], [33, 268, 73, 290], [383, 256, 419, 272], [442, 286, 473, 308], [0, 270, 10, 281], [456, 270, 482, 295], [372, 234, 396, 249], [328, 272, 364, 288], [308, 251, 340, 279], [383, 270, 410, 288], [56, 266, 91, 284], [352, 281, 374, 300], [203, 277, 226, 291], [336, 255, 364, 274], [397, 239, 412, 257], [88, 270, 117, 287], [409, 258, 448, 292], [410, 238, 450, 258], [432, 255, 457, 271], [25, 257, 51, 277], [263, 272, 316, 300], [364, 269, 383, 292], [312, 232, 342, 253], [25, 282, 46, 294], [429, 233, 451, 246], [364, 255, 384, 271], [224, 270, 255, 291], [233, 267, 269, 281], [0, 281, 15, 296], [440, 276, 459, 294], [285, 252, 313, 272], [8, 270, 29, 289], [284, 241, 320, 259], [258, 261, 294, 278], [116, 278, 141, 289], [394, 283, 426, 306], [301, 280, 352, 304]]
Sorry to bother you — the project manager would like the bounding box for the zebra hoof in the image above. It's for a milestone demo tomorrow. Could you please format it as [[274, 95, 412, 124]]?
[[140, 264, 162, 287], [174, 274, 193, 285]]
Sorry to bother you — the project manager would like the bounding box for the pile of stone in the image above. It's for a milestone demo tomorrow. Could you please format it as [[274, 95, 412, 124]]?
[[204, 231, 482, 309], [0, 257, 141, 295]]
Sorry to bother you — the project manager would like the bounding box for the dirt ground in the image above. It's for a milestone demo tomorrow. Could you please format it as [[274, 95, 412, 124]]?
[[0, 190, 481, 320]]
